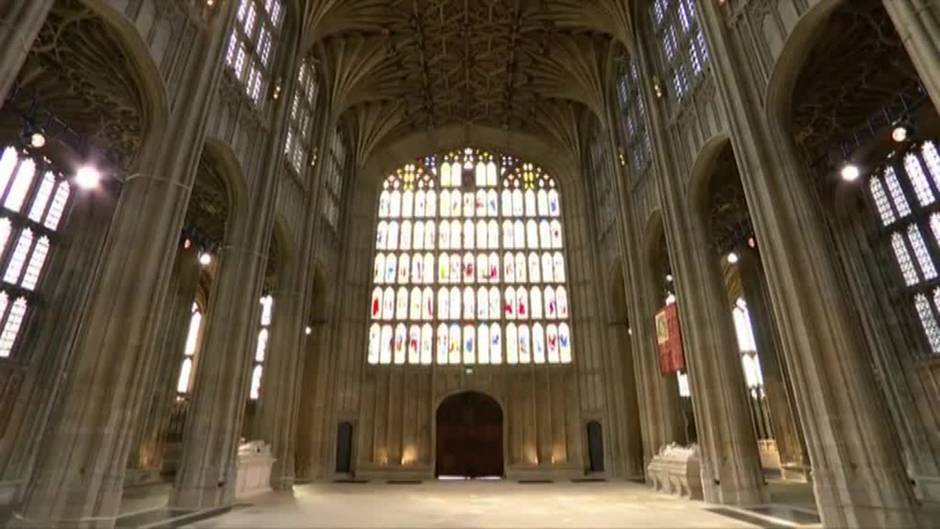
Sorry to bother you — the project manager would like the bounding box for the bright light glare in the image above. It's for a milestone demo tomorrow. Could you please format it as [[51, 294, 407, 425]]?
[[840, 163, 860, 182], [891, 126, 909, 143], [29, 133, 46, 149], [198, 252, 212, 266], [75, 166, 102, 189], [727, 251, 739, 264]]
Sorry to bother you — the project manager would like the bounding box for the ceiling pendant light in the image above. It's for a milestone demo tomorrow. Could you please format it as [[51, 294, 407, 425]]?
[[29, 131, 46, 149], [75, 165, 102, 189], [840, 163, 860, 182]]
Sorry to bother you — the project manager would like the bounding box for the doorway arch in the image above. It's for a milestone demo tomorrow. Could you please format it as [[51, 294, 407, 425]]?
[[435, 391, 504, 478]]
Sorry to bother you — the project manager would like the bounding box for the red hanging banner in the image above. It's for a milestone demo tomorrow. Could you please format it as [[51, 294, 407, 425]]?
[[655, 303, 685, 375]]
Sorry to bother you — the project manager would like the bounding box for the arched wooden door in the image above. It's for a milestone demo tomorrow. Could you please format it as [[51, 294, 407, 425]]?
[[435, 391, 504, 478]]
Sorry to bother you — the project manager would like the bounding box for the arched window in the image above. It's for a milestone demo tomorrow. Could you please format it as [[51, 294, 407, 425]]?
[[616, 57, 652, 176], [224, 0, 285, 105], [322, 128, 348, 234], [0, 147, 72, 358], [176, 303, 204, 394], [866, 140, 940, 355], [367, 148, 574, 365], [731, 298, 772, 439], [284, 59, 318, 174], [250, 294, 274, 399], [650, 0, 709, 101]]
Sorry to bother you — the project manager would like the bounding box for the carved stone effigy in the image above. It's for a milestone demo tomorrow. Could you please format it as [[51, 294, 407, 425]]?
[[235, 441, 276, 498], [646, 443, 703, 500]]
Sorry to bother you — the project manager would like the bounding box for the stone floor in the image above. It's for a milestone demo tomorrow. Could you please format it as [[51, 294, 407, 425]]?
[[183, 480, 794, 529]]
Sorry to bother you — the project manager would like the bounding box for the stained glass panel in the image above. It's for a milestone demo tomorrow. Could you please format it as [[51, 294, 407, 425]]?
[[367, 149, 573, 365]]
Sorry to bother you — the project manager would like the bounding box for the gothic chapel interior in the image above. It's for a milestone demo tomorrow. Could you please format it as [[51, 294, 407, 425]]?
[[0, 0, 939, 528]]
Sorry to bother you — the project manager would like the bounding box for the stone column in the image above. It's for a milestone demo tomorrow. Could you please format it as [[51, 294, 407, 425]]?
[[883, 0, 940, 113], [668, 228, 766, 505], [738, 249, 807, 480], [632, 19, 765, 505], [698, 2, 920, 525], [170, 30, 298, 510], [130, 247, 200, 476], [11, 4, 237, 527], [602, 89, 684, 468], [254, 276, 307, 490], [0, 1, 53, 103], [638, 243, 686, 451]]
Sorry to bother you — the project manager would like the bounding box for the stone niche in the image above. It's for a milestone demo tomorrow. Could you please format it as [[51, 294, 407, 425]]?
[[235, 441, 275, 498], [646, 443, 703, 500]]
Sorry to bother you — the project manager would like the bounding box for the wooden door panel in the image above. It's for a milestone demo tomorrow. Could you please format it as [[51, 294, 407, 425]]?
[[436, 392, 503, 477]]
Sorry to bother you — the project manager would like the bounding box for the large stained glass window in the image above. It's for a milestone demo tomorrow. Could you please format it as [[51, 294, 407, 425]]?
[[367, 148, 573, 366], [866, 140, 940, 356]]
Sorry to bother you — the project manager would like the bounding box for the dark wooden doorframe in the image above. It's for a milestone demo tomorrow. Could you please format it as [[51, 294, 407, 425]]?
[[435, 391, 504, 478]]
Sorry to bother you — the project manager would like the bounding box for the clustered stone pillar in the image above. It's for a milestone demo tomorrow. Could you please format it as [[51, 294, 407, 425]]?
[[602, 106, 684, 468], [170, 33, 299, 509], [631, 22, 765, 506], [883, 0, 940, 113], [637, 244, 686, 451], [737, 249, 807, 480], [0, 1, 54, 103], [10, 4, 238, 527], [130, 247, 201, 477], [254, 277, 307, 490], [698, 1, 921, 525], [668, 224, 766, 505]]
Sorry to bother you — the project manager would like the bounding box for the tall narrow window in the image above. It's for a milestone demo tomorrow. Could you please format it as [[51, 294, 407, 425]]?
[[322, 128, 347, 234], [867, 140, 940, 355], [367, 148, 574, 366], [176, 303, 204, 394], [250, 294, 274, 399], [650, 0, 709, 101], [284, 59, 318, 174], [587, 125, 616, 240], [225, 0, 285, 105], [731, 298, 772, 440], [616, 57, 652, 175], [0, 147, 72, 358]]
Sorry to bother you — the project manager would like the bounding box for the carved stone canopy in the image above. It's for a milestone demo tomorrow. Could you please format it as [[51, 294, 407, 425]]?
[[11, 0, 149, 171], [704, 146, 751, 255], [791, 0, 920, 164], [184, 157, 231, 250]]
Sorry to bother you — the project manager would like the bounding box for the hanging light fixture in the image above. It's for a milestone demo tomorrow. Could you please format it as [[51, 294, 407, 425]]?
[[28, 130, 46, 149], [840, 163, 860, 182], [726, 251, 739, 264], [891, 124, 910, 143], [198, 252, 213, 266], [75, 165, 102, 189]]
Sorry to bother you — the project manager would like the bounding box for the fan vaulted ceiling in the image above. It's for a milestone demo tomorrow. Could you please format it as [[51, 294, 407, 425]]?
[[298, 0, 633, 165]]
